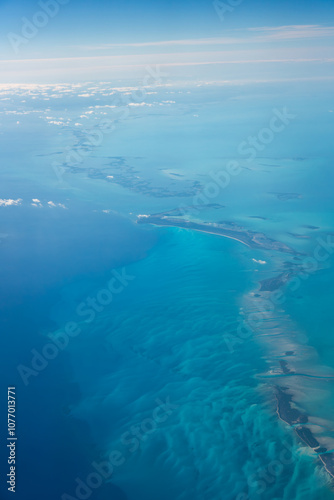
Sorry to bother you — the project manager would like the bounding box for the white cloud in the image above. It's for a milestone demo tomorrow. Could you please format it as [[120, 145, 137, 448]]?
[[47, 201, 67, 209], [247, 25, 334, 40], [128, 102, 153, 107], [48, 120, 64, 126], [88, 105, 116, 109], [1, 47, 332, 83], [74, 25, 334, 50], [32, 198, 43, 207], [252, 259, 267, 265], [0, 198, 22, 206]]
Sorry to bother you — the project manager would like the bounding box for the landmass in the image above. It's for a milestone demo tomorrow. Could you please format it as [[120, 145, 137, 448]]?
[[276, 386, 334, 479], [259, 272, 294, 291], [302, 225, 319, 230], [137, 207, 334, 482], [137, 213, 298, 255], [147, 204, 225, 218], [57, 154, 205, 198], [288, 232, 310, 240], [248, 215, 268, 220], [269, 192, 302, 201]]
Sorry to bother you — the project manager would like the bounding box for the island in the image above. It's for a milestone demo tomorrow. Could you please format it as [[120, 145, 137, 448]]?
[[137, 212, 298, 255]]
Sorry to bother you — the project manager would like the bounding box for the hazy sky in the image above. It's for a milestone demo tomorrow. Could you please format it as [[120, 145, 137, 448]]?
[[1, 0, 334, 83]]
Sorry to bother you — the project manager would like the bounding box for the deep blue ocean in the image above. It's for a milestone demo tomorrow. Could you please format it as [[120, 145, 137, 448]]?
[[1, 81, 334, 500]]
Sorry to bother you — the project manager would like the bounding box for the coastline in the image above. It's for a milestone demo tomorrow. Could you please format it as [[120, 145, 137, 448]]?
[[276, 386, 334, 479], [137, 210, 334, 484], [136, 214, 298, 255]]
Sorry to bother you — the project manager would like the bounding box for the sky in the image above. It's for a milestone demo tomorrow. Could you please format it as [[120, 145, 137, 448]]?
[[1, 0, 334, 83]]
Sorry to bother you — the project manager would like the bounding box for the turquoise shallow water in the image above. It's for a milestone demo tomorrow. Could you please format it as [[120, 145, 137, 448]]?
[[53, 228, 334, 500], [1, 81, 334, 499], [281, 263, 334, 449]]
